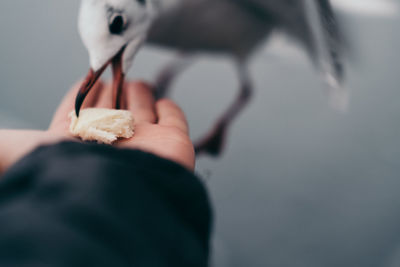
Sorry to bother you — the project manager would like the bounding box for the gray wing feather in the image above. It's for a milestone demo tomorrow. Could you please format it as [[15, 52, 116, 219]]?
[[237, 0, 348, 110], [305, 0, 348, 110], [236, 0, 344, 80], [314, 0, 345, 82]]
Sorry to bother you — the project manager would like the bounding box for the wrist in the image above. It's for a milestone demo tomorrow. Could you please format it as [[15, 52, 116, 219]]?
[[0, 130, 49, 174]]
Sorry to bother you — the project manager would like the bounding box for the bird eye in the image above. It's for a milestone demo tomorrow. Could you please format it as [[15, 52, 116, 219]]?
[[137, 0, 146, 5], [109, 15, 125, 35]]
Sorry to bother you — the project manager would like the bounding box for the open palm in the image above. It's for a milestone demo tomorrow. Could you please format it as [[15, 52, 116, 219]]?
[[0, 81, 194, 174]]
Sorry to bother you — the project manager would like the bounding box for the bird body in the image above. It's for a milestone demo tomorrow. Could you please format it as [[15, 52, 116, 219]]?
[[148, 0, 274, 58]]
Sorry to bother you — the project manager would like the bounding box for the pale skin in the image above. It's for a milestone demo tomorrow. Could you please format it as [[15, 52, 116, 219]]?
[[0, 81, 195, 175]]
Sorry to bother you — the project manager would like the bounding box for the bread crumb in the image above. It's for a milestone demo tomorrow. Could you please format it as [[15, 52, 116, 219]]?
[[69, 108, 134, 144]]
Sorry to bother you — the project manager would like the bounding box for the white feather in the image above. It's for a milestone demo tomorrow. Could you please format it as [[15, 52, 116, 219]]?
[[78, 0, 156, 72], [332, 0, 399, 17]]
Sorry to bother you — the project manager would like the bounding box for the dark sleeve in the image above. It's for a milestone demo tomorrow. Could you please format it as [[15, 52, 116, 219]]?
[[0, 141, 212, 267]]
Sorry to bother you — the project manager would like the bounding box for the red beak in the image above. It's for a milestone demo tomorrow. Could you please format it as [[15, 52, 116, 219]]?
[[75, 46, 126, 116]]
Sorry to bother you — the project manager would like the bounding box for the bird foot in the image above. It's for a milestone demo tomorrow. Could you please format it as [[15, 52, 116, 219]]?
[[195, 123, 227, 157]]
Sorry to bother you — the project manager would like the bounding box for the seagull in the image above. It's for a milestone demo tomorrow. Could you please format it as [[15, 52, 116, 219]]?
[[76, 0, 346, 156]]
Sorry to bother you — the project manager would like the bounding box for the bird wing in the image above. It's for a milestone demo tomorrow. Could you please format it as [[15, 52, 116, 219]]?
[[235, 0, 348, 110], [304, 0, 348, 110]]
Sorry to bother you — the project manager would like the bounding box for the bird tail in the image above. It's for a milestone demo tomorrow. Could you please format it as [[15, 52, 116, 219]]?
[[304, 0, 349, 111]]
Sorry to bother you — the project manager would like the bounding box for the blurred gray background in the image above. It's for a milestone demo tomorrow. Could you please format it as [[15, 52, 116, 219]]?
[[1, 1, 400, 266]]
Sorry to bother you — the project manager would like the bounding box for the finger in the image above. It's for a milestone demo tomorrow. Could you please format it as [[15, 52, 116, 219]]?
[[156, 99, 189, 133], [125, 82, 157, 124], [50, 80, 104, 130]]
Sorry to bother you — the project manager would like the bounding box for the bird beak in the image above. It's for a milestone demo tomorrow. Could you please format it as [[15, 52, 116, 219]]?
[[75, 46, 126, 116]]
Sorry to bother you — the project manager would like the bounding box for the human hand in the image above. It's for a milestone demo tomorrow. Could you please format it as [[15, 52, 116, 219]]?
[[52, 80, 195, 170], [0, 81, 194, 174]]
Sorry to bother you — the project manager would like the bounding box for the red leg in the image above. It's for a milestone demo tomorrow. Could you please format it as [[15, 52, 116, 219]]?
[[153, 54, 192, 100], [112, 50, 125, 110], [112, 72, 124, 110], [195, 65, 252, 156]]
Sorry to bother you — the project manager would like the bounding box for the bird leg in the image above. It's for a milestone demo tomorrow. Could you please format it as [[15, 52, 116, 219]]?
[[195, 65, 252, 157], [112, 48, 125, 110], [153, 54, 192, 100]]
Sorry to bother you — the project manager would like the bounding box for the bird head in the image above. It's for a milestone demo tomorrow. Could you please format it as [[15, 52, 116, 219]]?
[[75, 0, 157, 116]]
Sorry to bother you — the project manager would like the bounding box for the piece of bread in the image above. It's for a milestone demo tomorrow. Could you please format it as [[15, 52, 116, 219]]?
[[69, 108, 134, 144]]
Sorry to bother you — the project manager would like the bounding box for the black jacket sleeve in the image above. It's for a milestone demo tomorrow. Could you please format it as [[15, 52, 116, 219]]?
[[0, 141, 212, 267]]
